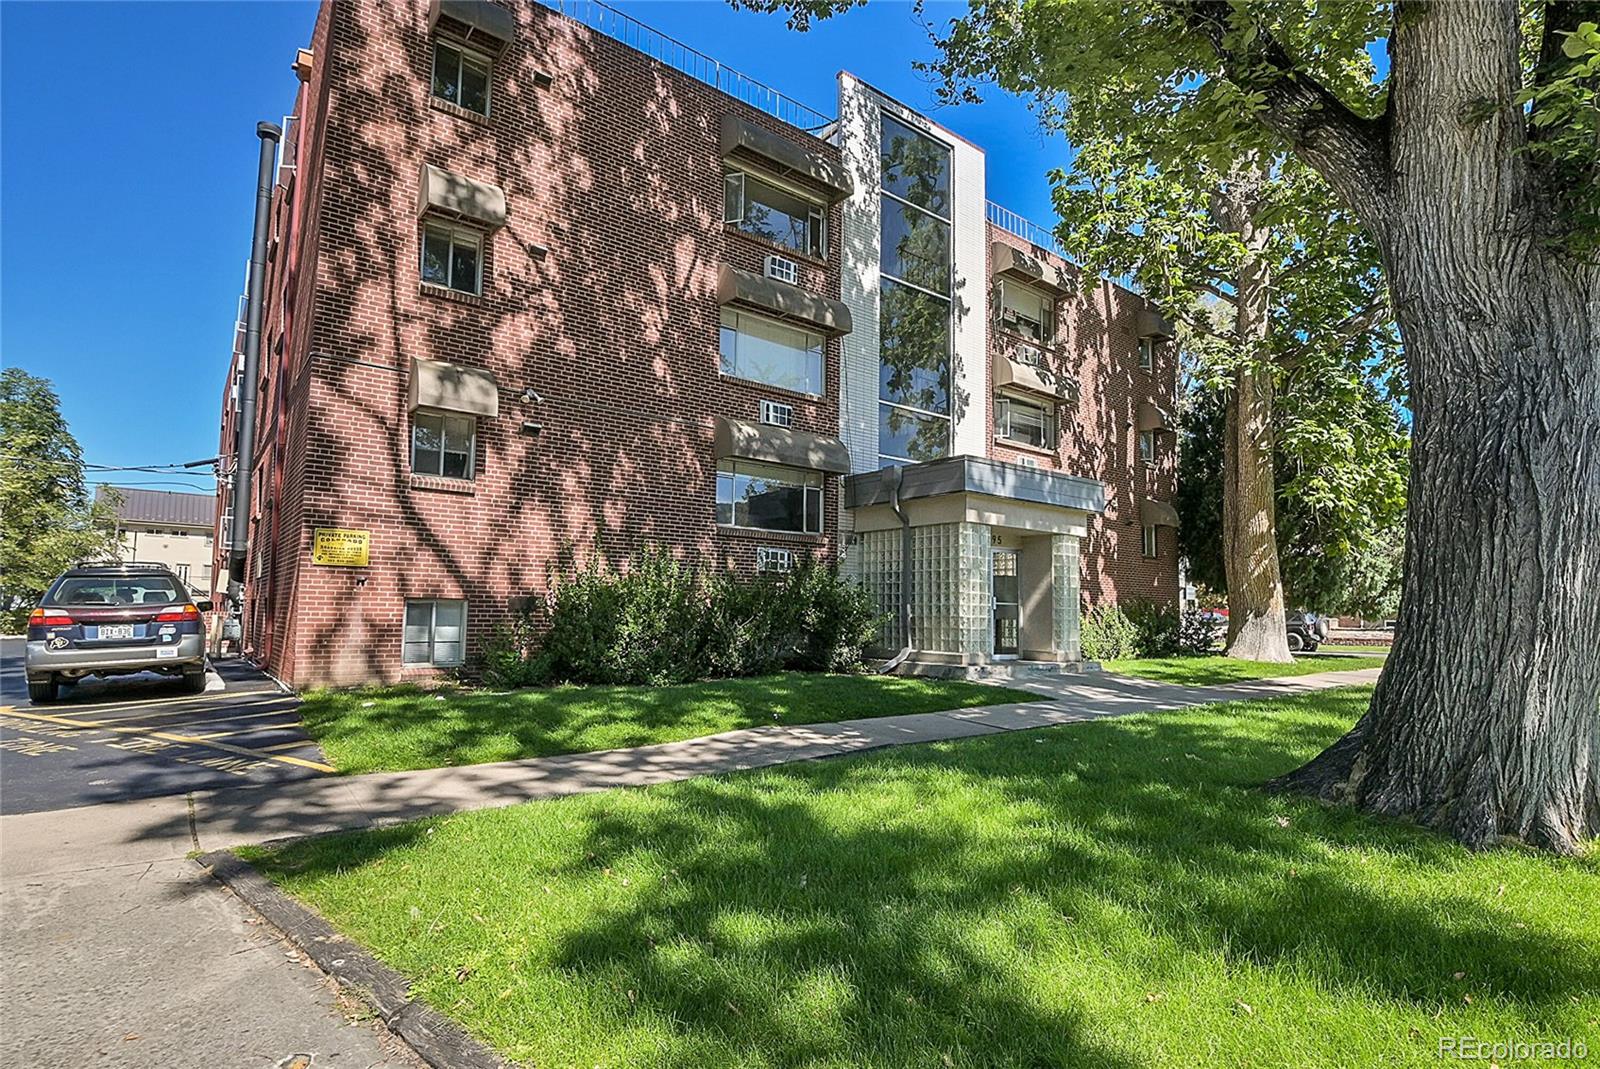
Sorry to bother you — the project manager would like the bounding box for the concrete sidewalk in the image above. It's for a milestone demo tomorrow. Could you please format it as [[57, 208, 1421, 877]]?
[[0, 666, 1377, 1068]]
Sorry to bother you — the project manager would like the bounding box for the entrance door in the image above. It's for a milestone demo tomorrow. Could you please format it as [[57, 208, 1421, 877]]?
[[992, 549, 1020, 657]]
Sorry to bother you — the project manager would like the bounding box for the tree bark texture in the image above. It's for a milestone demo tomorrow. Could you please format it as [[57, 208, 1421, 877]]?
[[1217, 166, 1293, 662], [1271, 1, 1600, 852]]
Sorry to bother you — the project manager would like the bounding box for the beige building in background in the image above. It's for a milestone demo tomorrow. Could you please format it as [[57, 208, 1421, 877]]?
[[96, 488, 216, 594]]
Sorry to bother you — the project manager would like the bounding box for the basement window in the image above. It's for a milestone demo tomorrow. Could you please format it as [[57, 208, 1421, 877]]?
[[421, 223, 482, 295], [412, 411, 476, 480], [403, 598, 466, 666], [432, 40, 491, 116]]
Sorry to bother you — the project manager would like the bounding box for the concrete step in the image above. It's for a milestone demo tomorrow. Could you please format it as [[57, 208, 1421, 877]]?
[[890, 659, 1102, 682]]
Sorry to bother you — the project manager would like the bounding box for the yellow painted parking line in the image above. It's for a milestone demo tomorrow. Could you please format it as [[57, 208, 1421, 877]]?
[[0, 707, 335, 773], [256, 739, 319, 753], [63, 694, 297, 723], [194, 723, 304, 739], [135, 707, 306, 731]]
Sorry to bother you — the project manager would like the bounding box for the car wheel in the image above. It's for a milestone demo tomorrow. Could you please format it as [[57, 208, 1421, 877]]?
[[27, 677, 58, 704], [1286, 632, 1306, 653], [182, 666, 207, 694]]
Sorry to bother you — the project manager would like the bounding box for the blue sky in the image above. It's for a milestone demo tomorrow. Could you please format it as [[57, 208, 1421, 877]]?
[[0, 1, 1069, 495]]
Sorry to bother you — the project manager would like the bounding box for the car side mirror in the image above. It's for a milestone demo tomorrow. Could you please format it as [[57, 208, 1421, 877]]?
[[196, 600, 213, 613]]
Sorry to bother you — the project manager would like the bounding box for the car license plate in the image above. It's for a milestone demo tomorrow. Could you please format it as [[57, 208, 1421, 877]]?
[[156, 648, 178, 659], [100, 624, 135, 640]]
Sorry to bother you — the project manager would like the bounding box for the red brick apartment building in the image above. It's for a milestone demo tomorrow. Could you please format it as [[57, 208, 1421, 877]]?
[[213, 0, 1179, 686]]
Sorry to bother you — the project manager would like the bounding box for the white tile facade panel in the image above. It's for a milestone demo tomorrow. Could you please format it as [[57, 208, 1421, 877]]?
[[947, 135, 989, 458]]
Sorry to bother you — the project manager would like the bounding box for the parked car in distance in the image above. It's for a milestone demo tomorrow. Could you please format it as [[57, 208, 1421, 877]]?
[[24, 564, 210, 703], [1286, 611, 1326, 653]]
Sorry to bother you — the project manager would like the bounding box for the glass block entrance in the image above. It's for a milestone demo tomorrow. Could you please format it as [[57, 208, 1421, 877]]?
[[992, 548, 1020, 656]]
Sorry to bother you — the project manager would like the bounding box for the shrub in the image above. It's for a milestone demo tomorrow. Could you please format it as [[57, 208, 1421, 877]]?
[[500, 551, 883, 687], [480, 613, 545, 688], [1124, 598, 1181, 657], [1080, 604, 1140, 660], [1177, 606, 1218, 654]]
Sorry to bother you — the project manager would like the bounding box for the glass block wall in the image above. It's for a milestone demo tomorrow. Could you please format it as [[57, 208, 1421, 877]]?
[[910, 522, 992, 655], [1052, 533, 1082, 660], [857, 528, 904, 649]]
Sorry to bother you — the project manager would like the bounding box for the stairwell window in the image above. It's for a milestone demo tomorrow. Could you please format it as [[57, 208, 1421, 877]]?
[[412, 411, 475, 480], [432, 40, 491, 116], [403, 598, 466, 667], [421, 224, 482, 295]]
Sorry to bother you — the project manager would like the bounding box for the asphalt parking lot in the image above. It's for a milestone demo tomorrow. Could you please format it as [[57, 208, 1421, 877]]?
[[0, 637, 332, 815]]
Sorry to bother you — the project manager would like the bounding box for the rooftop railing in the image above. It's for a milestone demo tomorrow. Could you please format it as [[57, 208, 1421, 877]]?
[[985, 200, 1142, 295], [540, 0, 835, 134]]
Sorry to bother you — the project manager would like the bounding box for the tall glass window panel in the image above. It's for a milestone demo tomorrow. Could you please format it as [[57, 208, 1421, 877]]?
[[878, 404, 950, 465], [719, 309, 824, 395], [716, 461, 823, 534], [724, 169, 825, 258], [878, 278, 949, 415], [432, 41, 490, 116], [996, 395, 1053, 450], [880, 114, 950, 219], [998, 280, 1054, 343], [880, 199, 950, 295]]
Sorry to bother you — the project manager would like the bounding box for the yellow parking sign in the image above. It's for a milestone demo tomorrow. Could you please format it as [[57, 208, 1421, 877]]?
[[311, 527, 371, 567]]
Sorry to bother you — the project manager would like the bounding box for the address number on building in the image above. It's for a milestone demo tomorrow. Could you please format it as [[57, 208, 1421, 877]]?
[[311, 527, 371, 567]]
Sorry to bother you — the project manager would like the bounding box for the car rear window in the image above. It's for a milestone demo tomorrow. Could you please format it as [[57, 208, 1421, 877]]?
[[48, 576, 187, 606]]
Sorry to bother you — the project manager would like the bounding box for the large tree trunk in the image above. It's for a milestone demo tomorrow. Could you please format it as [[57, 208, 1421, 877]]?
[[1218, 167, 1293, 662], [1272, 2, 1600, 852]]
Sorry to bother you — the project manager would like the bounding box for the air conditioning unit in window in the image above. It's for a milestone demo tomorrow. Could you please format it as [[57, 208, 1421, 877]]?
[[759, 400, 794, 428], [757, 547, 796, 574], [1016, 456, 1041, 469], [764, 254, 799, 286]]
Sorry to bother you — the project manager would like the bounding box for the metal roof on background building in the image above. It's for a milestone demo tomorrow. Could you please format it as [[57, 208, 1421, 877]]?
[[95, 487, 216, 529]]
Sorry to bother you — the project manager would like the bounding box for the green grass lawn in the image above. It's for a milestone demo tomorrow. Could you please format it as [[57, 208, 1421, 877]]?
[[1104, 653, 1387, 685], [298, 673, 1038, 774], [1320, 644, 1393, 656], [246, 687, 1599, 1068]]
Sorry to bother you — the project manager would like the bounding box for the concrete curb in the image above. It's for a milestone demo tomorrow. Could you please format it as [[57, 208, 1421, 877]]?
[[196, 850, 508, 1069]]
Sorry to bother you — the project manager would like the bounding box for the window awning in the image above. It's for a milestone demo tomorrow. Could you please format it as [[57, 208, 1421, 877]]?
[[991, 242, 1072, 295], [428, 0, 516, 54], [995, 355, 1074, 401], [1136, 306, 1175, 339], [718, 265, 852, 337], [1136, 400, 1172, 432], [720, 115, 852, 204], [418, 163, 507, 230], [408, 358, 500, 418], [1141, 498, 1180, 528], [714, 417, 850, 474]]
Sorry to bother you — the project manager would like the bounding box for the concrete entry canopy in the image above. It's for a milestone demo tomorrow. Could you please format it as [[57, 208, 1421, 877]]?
[[845, 456, 1106, 666]]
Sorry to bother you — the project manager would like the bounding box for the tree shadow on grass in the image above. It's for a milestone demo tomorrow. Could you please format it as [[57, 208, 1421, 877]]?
[[258, 690, 1599, 1066]]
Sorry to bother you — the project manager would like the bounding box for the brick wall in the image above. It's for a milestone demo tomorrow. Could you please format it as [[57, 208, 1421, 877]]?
[[245, 0, 846, 685], [984, 226, 1181, 609]]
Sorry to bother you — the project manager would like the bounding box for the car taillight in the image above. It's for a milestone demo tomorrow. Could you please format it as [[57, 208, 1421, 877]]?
[[29, 608, 73, 627], [155, 604, 202, 622]]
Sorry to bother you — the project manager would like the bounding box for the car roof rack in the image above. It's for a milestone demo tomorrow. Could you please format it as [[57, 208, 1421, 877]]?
[[63, 562, 180, 575]]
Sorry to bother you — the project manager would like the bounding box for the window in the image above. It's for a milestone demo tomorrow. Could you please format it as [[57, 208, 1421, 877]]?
[[724, 169, 825, 257], [432, 40, 490, 115], [412, 411, 475, 479], [756, 546, 796, 574], [1139, 429, 1156, 464], [1142, 524, 1158, 558], [716, 460, 823, 534], [1139, 337, 1155, 370], [421, 223, 482, 295], [997, 280, 1054, 343], [719, 308, 824, 395], [877, 112, 952, 468], [995, 394, 1054, 450], [403, 599, 466, 666], [175, 564, 191, 583]]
